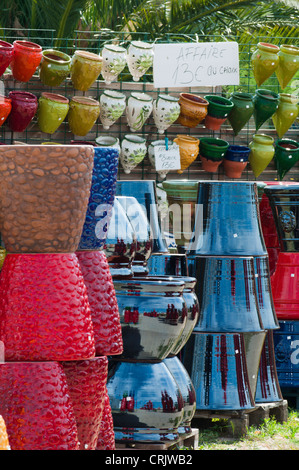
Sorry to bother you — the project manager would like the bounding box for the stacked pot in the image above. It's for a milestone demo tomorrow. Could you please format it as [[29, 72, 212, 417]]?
[[0, 144, 121, 450], [104, 180, 199, 443]]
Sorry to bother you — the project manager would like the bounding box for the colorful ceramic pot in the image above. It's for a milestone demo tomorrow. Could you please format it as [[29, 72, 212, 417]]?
[[0, 253, 95, 361], [101, 44, 127, 84], [275, 138, 299, 180], [96, 388, 115, 450], [223, 145, 250, 179], [37, 92, 69, 134], [173, 134, 199, 174], [183, 332, 255, 410], [276, 44, 299, 90], [116, 195, 153, 275], [152, 94, 180, 134], [272, 93, 299, 138], [253, 255, 279, 330], [148, 139, 175, 179], [178, 93, 208, 128], [70, 50, 102, 91], [116, 180, 169, 254], [251, 42, 280, 87], [204, 94, 234, 130], [99, 90, 126, 130], [68, 96, 100, 136], [199, 136, 229, 173], [39, 49, 71, 86], [104, 198, 137, 278], [227, 92, 254, 136], [147, 252, 188, 276], [120, 134, 147, 174], [249, 134, 275, 177], [187, 181, 267, 256], [163, 356, 196, 434], [107, 360, 184, 442], [95, 135, 120, 151], [7, 90, 37, 132], [271, 253, 299, 319], [273, 320, 299, 389], [127, 40, 154, 81], [10, 40, 42, 82], [114, 275, 187, 360], [253, 88, 279, 131], [76, 250, 123, 356], [0, 362, 79, 450], [0, 144, 94, 253], [62, 357, 108, 450], [78, 146, 119, 251], [0, 95, 11, 128], [0, 40, 13, 77], [126, 92, 153, 132]]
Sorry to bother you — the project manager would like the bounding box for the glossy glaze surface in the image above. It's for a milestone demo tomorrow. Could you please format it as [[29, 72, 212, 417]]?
[[271, 252, 299, 320], [96, 387, 116, 450], [8, 90, 38, 132], [39, 49, 71, 86], [0, 40, 13, 77], [273, 320, 299, 388], [253, 255, 279, 330], [11, 40, 42, 82], [147, 252, 188, 276]]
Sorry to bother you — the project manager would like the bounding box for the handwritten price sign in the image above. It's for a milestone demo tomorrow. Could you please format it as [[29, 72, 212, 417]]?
[[154, 143, 181, 171], [153, 42, 239, 88]]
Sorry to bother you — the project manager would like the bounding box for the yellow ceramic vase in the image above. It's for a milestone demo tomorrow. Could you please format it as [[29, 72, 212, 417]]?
[[173, 135, 199, 174], [276, 44, 299, 90], [249, 134, 275, 177], [251, 42, 280, 87], [272, 93, 299, 138]]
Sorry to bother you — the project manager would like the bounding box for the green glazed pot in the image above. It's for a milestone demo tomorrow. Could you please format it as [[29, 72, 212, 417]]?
[[200, 137, 229, 161], [251, 42, 280, 87], [39, 49, 71, 87], [204, 94, 234, 131], [276, 44, 299, 90], [227, 92, 254, 136], [272, 93, 299, 138], [275, 138, 299, 180], [249, 134, 275, 177], [37, 92, 69, 134], [253, 89, 279, 131], [68, 96, 100, 136], [70, 50, 103, 92]]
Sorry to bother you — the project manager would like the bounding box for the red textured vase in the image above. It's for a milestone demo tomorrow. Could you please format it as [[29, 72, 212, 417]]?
[[0, 95, 11, 127], [0, 253, 95, 361], [8, 90, 38, 132], [76, 250, 123, 356], [0, 362, 79, 450], [271, 252, 299, 320], [11, 40, 42, 82], [62, 357, 108, 450], [0, 40, 14, 77], [96, 387, 116, 450]]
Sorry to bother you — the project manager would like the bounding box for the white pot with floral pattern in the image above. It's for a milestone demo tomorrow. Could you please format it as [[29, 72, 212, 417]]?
[[126, 92, 153, 132], [127, 41, 154, 82], [101, 44, 127, 84], [120, 134, 147, 174], [99, 90, 126, 130], [148, 139, 175, 180], [95, 135, 121, 152], [153, 94, 180, 134]]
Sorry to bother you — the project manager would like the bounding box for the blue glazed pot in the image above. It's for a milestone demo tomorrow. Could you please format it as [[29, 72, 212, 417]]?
[[187, 181, 267, 256], [107, 360, 184, 442], [253, 255, 279, 330], [273, 320, 299, 389], [78, 146, 119, 251], [147, 253, 188, 276], [225, 145, 250, 162]]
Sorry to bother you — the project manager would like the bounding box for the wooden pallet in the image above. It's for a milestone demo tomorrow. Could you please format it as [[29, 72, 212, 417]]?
[[115, 428, 199, 450], [192, 399, 288, 437]]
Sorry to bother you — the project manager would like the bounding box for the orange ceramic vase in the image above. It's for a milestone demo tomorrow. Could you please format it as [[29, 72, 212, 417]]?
[[11, 40, 42, 82], [178, 93, 208, 128]]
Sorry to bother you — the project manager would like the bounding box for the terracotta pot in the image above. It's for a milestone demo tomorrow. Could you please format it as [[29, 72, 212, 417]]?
[[7, 90, 37, 132], [70, 50, 103, 91], [178, 93, 208, 127], [76, 250, 123, 356], [0, 362, 79, 450], [0, 95, 11, 127], [61, 357, 108, 450], [204, 94, 234, 130], [223, 144, 250, 178], [173, 134, 199, 174], [39, 49, 71, 86], [276, 44, 299, 90], [37, 92, 69, 134], [0, 144, 94, 253], [68, 96, 100, 136], [199, 137, 229, 173], [251, 42, 280, 87], [0, 40, 14, 77], [0, 253, 96, 361], [11, 40, 42, 82]]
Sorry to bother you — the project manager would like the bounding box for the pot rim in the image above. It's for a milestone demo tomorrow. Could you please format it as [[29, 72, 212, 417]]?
[[276, 138, 299, 150], [157, 93, 179, 102], [252, 133, 274, 144], [8, 90, 37, 102], [204, 94, 234, 108], [0, 40, 13, 50], [230, 91, 253, 101], [130, 92, 152, 102], [130, 40, 153, 50], [13, 40, 42, 52], [175, 134, 199, 143], [255, 88, 279, 100], [42, 49, 71, 64], [40, 92, 69, 104], [257, 42, 280, 51], [280, 44, 299, 54], [279, 93, 299, 104], [200, 137, 230, 149], [74, 50, 102, 62], [71, 96, 100, 106], [113, 275, 186, 293], [103, 44, 126, 53], [102, 89, 126, 100], [96, 135, 119, 145], [123, 134, 146, 144], [179, 93, 209, 106]]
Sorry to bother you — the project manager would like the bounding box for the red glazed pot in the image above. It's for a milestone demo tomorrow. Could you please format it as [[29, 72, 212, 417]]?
[[96, 387, 116, 450], [11, 40, 42, 82], [0, 253, 96, 361], [0, 95, 11, 127], [0, 362, 79, 450], [271, 252, 299, 320], [8, 90, 37, 132], [76, 250, 123, 356], [0, 40, 14, 77], [62, 357, 108, 450]]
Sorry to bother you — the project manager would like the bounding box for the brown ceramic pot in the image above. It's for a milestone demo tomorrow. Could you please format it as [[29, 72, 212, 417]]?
[[178, 93, 208, 128], [223, 159, 248, 178], [173, 134, 199, 174], [0, 144, 94, 253]]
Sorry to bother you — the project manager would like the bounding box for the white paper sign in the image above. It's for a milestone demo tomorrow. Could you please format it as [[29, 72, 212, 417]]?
[[154, 144, 181, 171], [153, 42, 239, 88]]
